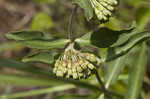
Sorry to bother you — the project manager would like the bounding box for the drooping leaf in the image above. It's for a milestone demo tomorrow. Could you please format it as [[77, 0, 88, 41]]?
[[72, 0, 94, 21], [75, 27, 135, 48], [18, 39, 70, 49], [125, 43, 147, 99], [6, 31, 44, 41], [22, 51, 58, 64]]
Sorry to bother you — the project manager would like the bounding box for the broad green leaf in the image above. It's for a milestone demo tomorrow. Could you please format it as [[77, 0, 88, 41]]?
[[72, 0, 93, 21], [102, 31, 150, 62], [18, 39, 70, 49], [30, 12, 53, 31], [55, 94, 98, 99], [22, 51, 58, 64], [125, 43, 147, 99], [0, 84, 75, 99], [75, 27, 135, 48], [0, 72, 61, 86], [6, 31, 44, 41], [90, 28, 135, 48]]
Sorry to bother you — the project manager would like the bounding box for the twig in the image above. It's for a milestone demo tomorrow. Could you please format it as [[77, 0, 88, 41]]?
[[67, 5, 78, 40], [95, 70, 112, 99]]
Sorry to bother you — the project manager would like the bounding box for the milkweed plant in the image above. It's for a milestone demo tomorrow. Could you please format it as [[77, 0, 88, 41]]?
[[5, 0, 150, 99]]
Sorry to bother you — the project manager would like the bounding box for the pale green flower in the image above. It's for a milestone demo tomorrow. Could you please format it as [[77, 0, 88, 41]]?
[[53, 43, 101, 79], [90, 0, 118, 21]]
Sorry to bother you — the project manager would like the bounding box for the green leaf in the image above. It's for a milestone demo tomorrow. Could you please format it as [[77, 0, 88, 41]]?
[[104, 55, 127, 88], [75, 31, 93, 47], [75, 27, 135, 48], [125, 43, 147, 99], [22, 51, 58, 64], [72, 0, 93, 21], [90, 28, 135, 48], [30, 12, 53, 31], [0, 72, 61, 86], [55, 94, 98, 99], [0, 42, 22, 52], [6, 31, 44, 41], [0, 84, 75, 99], [0, 57, 51, 77], [0, 57, 100, 92], [18, 39, 70, 49], [102, 31, 150, 62]]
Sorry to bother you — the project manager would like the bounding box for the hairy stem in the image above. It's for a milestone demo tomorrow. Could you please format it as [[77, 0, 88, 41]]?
[[95, 70, 112, 99], [68, 5, 78, 40]]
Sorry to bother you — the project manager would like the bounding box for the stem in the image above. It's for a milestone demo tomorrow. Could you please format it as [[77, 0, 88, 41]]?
[[67, 5, 78, 40], [95, 70, 112, 99]]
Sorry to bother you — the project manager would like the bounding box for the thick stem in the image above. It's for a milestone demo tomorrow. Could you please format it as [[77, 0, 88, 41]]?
[[67, 5, 78, 40], [95, 70, 112, 99]]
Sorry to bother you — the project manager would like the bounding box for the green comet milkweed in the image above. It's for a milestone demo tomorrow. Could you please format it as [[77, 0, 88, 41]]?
[[90, 0, 118, 21]]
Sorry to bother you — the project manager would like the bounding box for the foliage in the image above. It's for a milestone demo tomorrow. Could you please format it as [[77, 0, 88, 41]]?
[[0, 0, 150, 99]]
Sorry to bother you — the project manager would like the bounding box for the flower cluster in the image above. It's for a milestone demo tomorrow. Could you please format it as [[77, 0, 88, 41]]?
[[90, 0, 118, 21], [53, 43, 101, 79]]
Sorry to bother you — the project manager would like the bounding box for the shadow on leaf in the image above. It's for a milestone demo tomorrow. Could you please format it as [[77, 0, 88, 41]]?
[[91, 28, 134, 48]]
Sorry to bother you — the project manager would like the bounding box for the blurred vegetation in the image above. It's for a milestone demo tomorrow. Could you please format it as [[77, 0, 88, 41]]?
[[0, 0, 150, 99]]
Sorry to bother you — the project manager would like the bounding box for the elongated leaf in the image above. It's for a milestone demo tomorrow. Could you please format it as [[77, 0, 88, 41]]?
[[0, 42, 22, 52], [55, 94, 98, 99], [0, 57, 100, 92], [6, 31, 44, 40], [0, 57, 51, 77], [72, 0, 93, 21], [98, 54, 127, 99], [0, 72, 61, 86], [125, 43, 147, 99], [104, 55, 127, 88], [103, 31, 150, 62], [0, 84, 75, 99], [18, 39, 70, 49], [22, 51, 58, 64]]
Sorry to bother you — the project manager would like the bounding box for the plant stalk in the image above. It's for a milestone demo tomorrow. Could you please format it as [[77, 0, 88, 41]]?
[[68, 4, 78, 40], [95, 70, 112, 99]]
